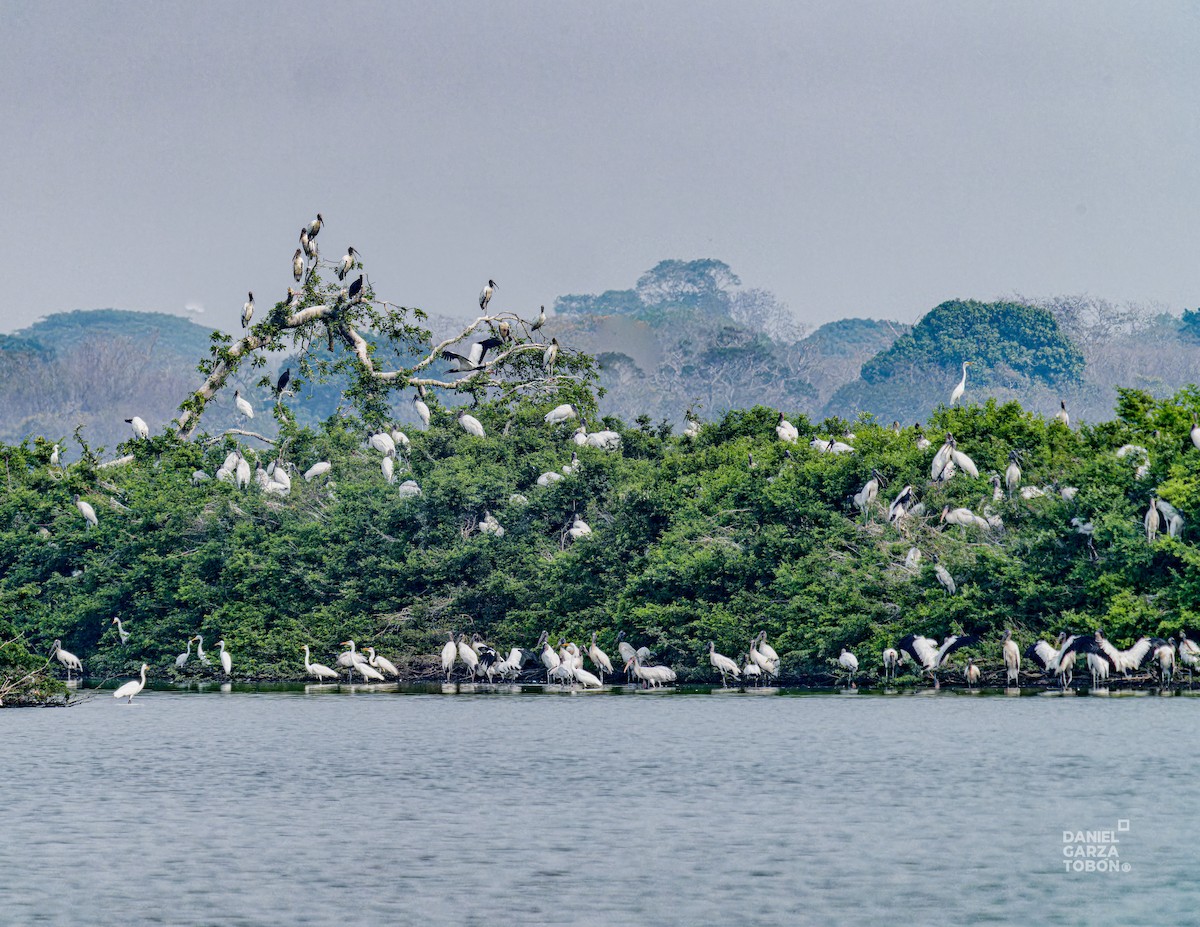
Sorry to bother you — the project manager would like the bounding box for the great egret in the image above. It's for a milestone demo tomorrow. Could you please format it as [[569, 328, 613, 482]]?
[[234, 390, 254, 421], [950, 361, 972, 405], [241, 292, 254, 328], [457, 409, 485, 438], [111, 616, 130, 644], [1005, 452, 1021, 496], [50, 639, 83, 679], [1002, 630, 1021, 686], [365, 647, 400, 679], [175, 638, 193, 669], [304, 461, 332, 482], [301, 645, 339, 682], [215, 639, 232, 676], [50, 444, 60, 468], [838, 648, 859, 687], [337, 640, 367, 677], [73, 494, 98, 529], [193, 634, 211, 666], [113, 664, 148, 703], [775, 413, 799, 443], [588, 632, 613, 683], [441, 633, 457, 681], [709, 641, 741, 686], [479, 279, 497, 312]]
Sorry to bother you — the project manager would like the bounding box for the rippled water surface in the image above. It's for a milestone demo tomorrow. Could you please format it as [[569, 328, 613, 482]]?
[[3, 684, 1198, 926]]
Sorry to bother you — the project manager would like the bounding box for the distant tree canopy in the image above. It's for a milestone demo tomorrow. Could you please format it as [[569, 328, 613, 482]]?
[[862, 299, 1085, 387], [1179, 307, 1200, 344], [556, 259, 741, 322]]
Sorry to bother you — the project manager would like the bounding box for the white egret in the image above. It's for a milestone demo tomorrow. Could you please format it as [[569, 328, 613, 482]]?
[[544, 403, 577, 425], [1002, 630, 1020, 686], [193, 634, 211, 666], [73, 494, 98, 529], [709, 641, 741, 686], [457, 409, 485, 438], [113, 664, 148, 703], [775, 413, 799, 444], [838, 648, 859, 687], [1005, 452, 1021, 496], [440, 633, 457, 681], [354, 660, 386, 683], [50, 640, 83, 679], [175, 638, 193, 669], [234, 390, 254, 421], [215, 639, 232, 676], [111, 616, 130, 644], [366, 647, 400, 679], [304, 461, 332, 482], [126, 416, 150, 439], [337, 640, 367, 675], [301, 645, 339, 682], [241, 292, 255, 328], [50, 444, 60, 468], [587, 633, 613, 683], [950, 361, 972, 405]]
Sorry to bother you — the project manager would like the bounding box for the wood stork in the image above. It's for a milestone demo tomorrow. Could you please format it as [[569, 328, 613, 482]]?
[[964, 657, 981, 688], [898, 633, 977, 686], [457, 409, 485, 438], [624, 652, 676, 688], [838, 648, 859, 687], [1024, 632, 1074, 685], [303, 461, 332, 482], [126, 416, 150, 440], [368, 432, 396, 457], [73, 494, 98, 529], [1005, 452, 1021, 496], [940, 505, 989, 530], [562, 452, 581, 475], [914, 425, 931, 450], [300, 226, 315, 258], [234, 390, 254, 421], [292, 248, 304, 282], [567, 516, 592, 540], [366, 647, 400, 679], [888, 484, 917, 523], [381, 456, 395, 484], [904, 547, 922, 572], [479, 511, 505, 536], [572, 424, 589, 446], [543, 338, 560, 372], [572, 663, 603, 688], [50, 640, 83, 679], [853, 471, 883, 517], [756, 632, 780, 668], [537, 470, 564, 487], [301, 645, 339, 682], [882, 647, 899, 681], [742, 654, 762, 685], [530, 304, 546, 333], [749, 636, 777, 682], [396, 479, 422, 498], [931, 555, 956, 595], [931, 435, 955, 481], [1002, 630, 1020, 686], [588, 632, 613, 683], [544, 403, 577, 425], [456, 633, 480, 680], [683, 416, 701, 439], [235, 454, 251, 490], [1156, 499, 1185, 538], [1152, 638, 1176, 688], [337, 246, 359, 281], [949, 440, 979, 479], [1192, 416, 1200, 451], [111, 616, 130, 644], [241, 292, 254, 329], [50, 444, 60, 468], [616, 631, 636, 680], [775, 413, 799, 443], [950, 361, 972, 405], [538, 631, 561, 683], [307, 213, 324, 239], [441, 633, 457, 681], [215, 639, 232, 676], [585, 430, 621, 451], [175, 638, 193, 669], [412, 394, 431, 428], [709, 642, 741, 686], [479, 279, 497, 312], [113, 664, 148, 703], [1145, 497, 1164, 542], [1055, 400, 1070, 427]]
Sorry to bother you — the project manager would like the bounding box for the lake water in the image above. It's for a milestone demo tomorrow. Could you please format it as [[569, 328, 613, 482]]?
[[2, 684, 1197, 926]]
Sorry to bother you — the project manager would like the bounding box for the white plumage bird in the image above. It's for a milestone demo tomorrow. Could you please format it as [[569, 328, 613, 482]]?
[[234, 390, 254, 420], [51, 639, 83, 679], [950, 361, 972, 405], [544, 404, 577, 425], [457, 409, 485, 438], [73, 494, 98, 529], [215, 639, 232, 676], [366, 647, 400, 679], [369, 432, 396, 457], [412, 395, 431, 428], [775, 413, 799, 444], [302, 645, 339, 682], [113, 664, 148, 703], [126, 416, 150, 440], [304, 461, 332, 482], [241, 292, 254, 328], [709, 641, 741, 686]]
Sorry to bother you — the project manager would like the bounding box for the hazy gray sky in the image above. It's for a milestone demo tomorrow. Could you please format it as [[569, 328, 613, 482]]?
[[1, 1, 1197, 335]]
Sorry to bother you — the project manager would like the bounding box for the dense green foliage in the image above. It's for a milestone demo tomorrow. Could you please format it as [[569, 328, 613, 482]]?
[[5, 384, 1200, 688]]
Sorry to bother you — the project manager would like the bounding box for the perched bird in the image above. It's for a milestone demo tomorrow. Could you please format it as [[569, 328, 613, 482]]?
[[303, 461, 332, 482], [275, 368, 291, 398], [337, 246, 359, 281], [347, 274, 364, 303], [368, 432, 397, 458], [111, 616, 130, 644], [531, 304, 546, 333], [381, 456, 395, 484], [113, 664, 148, 703], [479, 279, 497, 312], [292, 248, 304, 282], [457, 409, 485, 438], [854, 470, 883, 517], [412, 393, 431, 428], [51, 639, 83, 679], [126, 416, 150, 440], [543, 338, 560, 372], [241, 292, 255, 329], [49, 444, 60, 468], [932, 555, 956, 595], [307, 213, 324, 239], [1191, 415, 1200, 451], [1055, 400, 1070, 427], [904, 547, 922, 572], [950, 361, 972, 405], [234, 390, 254, 421], [888, 485, 917, 523], [775, 413, 799, 444], [544, 403, 577, 425], [1005, 452, 1021, 496], [73, 494, 98, 529]]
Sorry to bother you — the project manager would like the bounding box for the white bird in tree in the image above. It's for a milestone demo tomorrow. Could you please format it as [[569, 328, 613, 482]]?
[[366, 647, 400, 679], [914, 425, 931, 450], [457, 409, 486, 438], [113, 664, 148, 703], [241, 292, 255, 329], [904, 546, 922, 572], [292, 248, 304, 282], [1156, 498, 1185, 539], [775, 413, 799, 443], [940, 505, 990, 531], [1145, 496, 1164, 542], [412, 393, 431, 428], [932, 555, 956, 595], [479, 279, 497, 312], [215, 639, 232, 676], [235, 454, 251, 490], [1191, 415, 1200, 451], [1005, 452, 1021, 496], [111, 616, 130, 644], [543, 338, 560, 372], [853, 470, 883, 517], [303, 461, 332, 482], [175, 638, 192, 669], [381, 457, 395, 484], [950, 440, 979, 479], [126, 416, 150, 439], [337, 246, 359, 281], [567, 516, 592, 540], [530, 303, 546, 333], [50, 640, 83, 679], [709, 641, 741, 686], [544, 403, 577, 425], [1055, 400, 1070, 427], [234, 390, 254, 420], [50, 444, 60, 468], [369, 432, 396, 457], [950, 361, 972, 405], [301, 645, 339, 682], [73, 494, 98, 529], [307, 213, 324, 239]]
